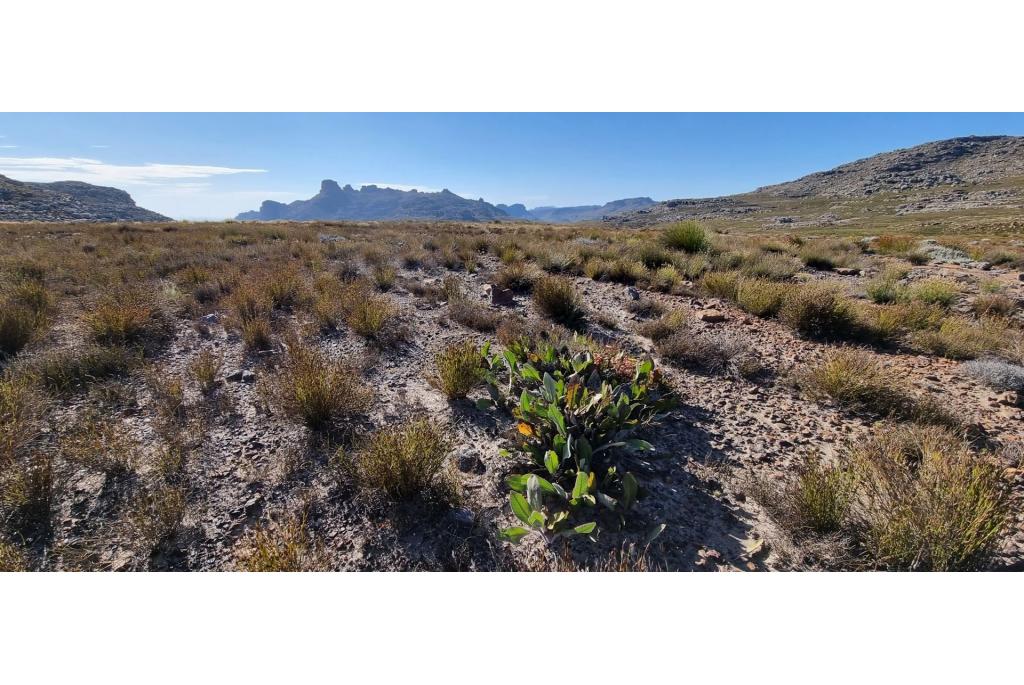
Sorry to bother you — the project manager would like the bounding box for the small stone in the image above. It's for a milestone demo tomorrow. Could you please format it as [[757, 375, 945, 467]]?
[[697, 309, 727, 323], [836, 267, 861, 276], [457, 454, 486, 474], [225, 369, 244, 382], [626, 286, 641, 300], [241, 370, 256, 383], [485, 284, 516, 307], [996, 391, 1019, 407], [445, 507, 475, 529]]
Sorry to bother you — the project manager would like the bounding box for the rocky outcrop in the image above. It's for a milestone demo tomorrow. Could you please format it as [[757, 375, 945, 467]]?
[[756, 135, 1024, 198], [0, 174, 169, 222], [527, 197, 656, 223], [237, 180, 511, 222]]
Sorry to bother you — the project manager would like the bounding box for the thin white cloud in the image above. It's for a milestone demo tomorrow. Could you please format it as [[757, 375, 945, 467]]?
[[0, 156, 265, 186], [0, 145, 17, 149], [90, 145, 110, 149]]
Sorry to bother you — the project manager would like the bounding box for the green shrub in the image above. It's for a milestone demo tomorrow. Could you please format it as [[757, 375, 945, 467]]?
[[448, 296, 501, 332], [494, 261, 537, 292], [358, 417, 455, 500], [663, 221, 709, 253], [432, 340, 483, 399], [741, 252, 799, 281], [909, 278, 958, 307], [786, 459, 855, 534], [480, 340, 673, 543], [865, 266, 909, 304], [189, 349, 223, 395], [699, 270, 741, 300], [532, 276, 586, 328], [972, 293, 1015, 317], [241, 317, 273, 351]]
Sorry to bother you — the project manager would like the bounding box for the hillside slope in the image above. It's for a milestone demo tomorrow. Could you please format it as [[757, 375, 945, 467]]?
[[0, 174, 169, 222], [610, 135, 1024, 232]]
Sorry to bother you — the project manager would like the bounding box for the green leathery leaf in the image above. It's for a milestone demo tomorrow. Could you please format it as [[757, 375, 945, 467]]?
[[500, 527, 530, 543], [526, 475, 543, 512], [544, 450, 559, 475], [509, 492, 531, 524]]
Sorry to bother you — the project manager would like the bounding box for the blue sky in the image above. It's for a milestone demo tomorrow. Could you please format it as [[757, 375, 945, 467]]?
[[2, 113, 1024, 220]]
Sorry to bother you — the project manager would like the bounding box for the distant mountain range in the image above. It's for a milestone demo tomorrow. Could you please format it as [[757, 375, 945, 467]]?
[[0, 174, 169, 222], [236, 180, 656, 223]]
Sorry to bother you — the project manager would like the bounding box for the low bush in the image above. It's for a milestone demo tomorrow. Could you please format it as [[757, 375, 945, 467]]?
[[662, 221, 709, 253], [494, 261, 537, 292], [741, 252, 799, 281], [358, 417, 455, 500], [431, 340, 483, 399], [909, 278, 958, 307], [0, 307, 45, 358], [448, 296, 501, 332], [372, 264, 397, 291], [31, 345, 138, 393], [962, 358, 1024, 393], [240, 317, 274, 351], [772, 459, 855, 535], [657, 329, 758, 376], [237, 516, 325, 571], [341, 283, 403, 342], [1, 373, 42, 469], [798, 349, 957, 426], [865, 266, 909, 304], [480, 339, 673, 542], [972, 293, 1015, 317], [532, 276, 586, 328], [128, 484, 187, 547], [636, 309, 688, 342], [189, 349, 223, 395]]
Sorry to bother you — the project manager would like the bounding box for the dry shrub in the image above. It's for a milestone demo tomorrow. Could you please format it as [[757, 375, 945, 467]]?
[[912, 315, 1013, 360], [340, 281, 403, 342], [241, 317, 273, 351], [265, 265, 306, 309], [532, 276, 586, 328], [779, 282, 857, 339], [626, 297, 666, 319], [358, 417, 455, 500], [277, 340, 370, 430], [865, 266, 909, 304], [1, 374, 43, 469], [698, 270, 741, 300], [850, 425, 1010, 570], [85, 290, 172, 348], [372, 264, 397, 291], [972, 293, 1015, 317], [128, 484, 187, 547], [735, 278, 787, 317], [741, 252, 799, 281], [0, 541, 28, 571], [637, 309, 688, 342], [766, 459, 855, 536], [494, 261, 537, 292], [0, 307, 45, 358], [60, 413, 137, 476], [962, 358, 1024, 393], [431, 340, 483, 399], [658, 329, 760, 377], [448, 296, 501, 332]]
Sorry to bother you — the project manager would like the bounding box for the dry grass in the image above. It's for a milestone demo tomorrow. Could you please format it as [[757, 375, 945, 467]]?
[[236, 516, 326, 571], [735, 278, 787, 317], [30, 345, 138, 394], [431, 340, 483, 399], [60, 412, 138, 476], [798, 348, 957, 426], [0, 373, 43, 470], [532, 276, 586, 328], [189, 349, 223, 394], [850, 425, 1010, 570], [128, 484, 187, 547], [0, 541, 28, 571], [448, 295, 501, 332], [912, 315, 1014, 360], [85, 291, 172, 348], [276, 340, 371, 430], [636, 309, 688, 342], [358, 417, 455, 500]]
